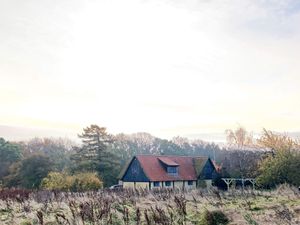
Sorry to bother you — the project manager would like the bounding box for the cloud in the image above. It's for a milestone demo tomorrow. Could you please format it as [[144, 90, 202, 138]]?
[[0, 0, 300, 139], [165, 0, 300, 37]]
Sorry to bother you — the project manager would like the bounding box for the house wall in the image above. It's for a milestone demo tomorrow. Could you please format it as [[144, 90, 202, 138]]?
[[197, 179, 213, 188], [150, 181, 188, 189], [123, 182, 150, 189], [205, 179, 212, 188], [173, 181, 196, 189], [123, 180, 197, 190], [184, 180, 197, 189], [173, 181, 184, 189], [159, 181, 190, 189], [150, 181, 173, 189], [150, 181, 161, 189], [163, 181, 173, 188]]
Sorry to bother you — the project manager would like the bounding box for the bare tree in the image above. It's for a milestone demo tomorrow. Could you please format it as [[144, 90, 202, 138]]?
[[225, 126, 255, 178], [225, 126, 254, 149]]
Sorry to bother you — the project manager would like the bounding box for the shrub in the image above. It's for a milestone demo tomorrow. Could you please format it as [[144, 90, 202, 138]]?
[[41, 172, 103, 191], [257, 129, 300, 188], [256, 151, 300, 188], [70, 173, 103, 191], [199, 209, 229, 225], [41, 172, 69, 190]]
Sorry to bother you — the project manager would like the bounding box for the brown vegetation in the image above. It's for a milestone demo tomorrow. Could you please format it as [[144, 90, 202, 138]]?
[[0, 185, 299, 225]]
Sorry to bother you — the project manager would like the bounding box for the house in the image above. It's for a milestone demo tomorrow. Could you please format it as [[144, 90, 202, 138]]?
[[118, 155, 218, 189]]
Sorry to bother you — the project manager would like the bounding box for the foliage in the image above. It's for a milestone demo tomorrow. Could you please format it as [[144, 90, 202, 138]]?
[[71, 172, 103, 191], [4, 154, 52, 189], [71, 125, 121, 187], [257, 129, 299, 152], [1, 137, 75, 189], [78, 125, 112, 158], [257, 152, 300, 188], [220, 149, 262, 178], [4, 125, 298, 190], [225, 127, 254, 148], [2, 161, 22, 187], [199, 209, 229, 225], [40, 172, 68, 190], [110, 129, 262, 180], [1, 127, 265, 189], [224, 126, 259, 178], [20, 137, 75, 171], [0, 138, 22, 183], [41, 172, 103, 191], [111, 133, 222, 164], [257, 129, 300, 188], [0, 138, 22, 162]]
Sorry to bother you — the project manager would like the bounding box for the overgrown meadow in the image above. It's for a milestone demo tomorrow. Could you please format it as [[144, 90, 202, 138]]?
[[1, 185, 300, 225]]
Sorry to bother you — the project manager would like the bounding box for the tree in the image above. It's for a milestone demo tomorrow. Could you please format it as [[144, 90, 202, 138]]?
[[0, 138, 22, 184], [225, 126, 254, 148], [79, 125, 112, 154], [256, 129, 300, 188], [5, 154, 53, 189], [225, 126, 258, 178], [72, 125, 121, 187], [20, 137, 75, 171], [257, 129, 299, 153]]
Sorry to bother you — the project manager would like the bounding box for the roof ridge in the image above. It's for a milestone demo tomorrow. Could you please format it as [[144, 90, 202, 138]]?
[[136, 154, 209, 158]]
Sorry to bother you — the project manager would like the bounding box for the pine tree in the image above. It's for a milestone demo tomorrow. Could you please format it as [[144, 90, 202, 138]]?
[[72, 125, 121, 187]]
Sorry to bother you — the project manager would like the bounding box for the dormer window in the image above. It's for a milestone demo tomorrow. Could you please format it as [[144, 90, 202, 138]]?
[[158, 157, 179, 176], [167, 166, 178, 174]]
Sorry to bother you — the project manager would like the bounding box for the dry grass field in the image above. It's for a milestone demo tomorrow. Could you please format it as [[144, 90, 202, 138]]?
[[0, 185, 300, 225]]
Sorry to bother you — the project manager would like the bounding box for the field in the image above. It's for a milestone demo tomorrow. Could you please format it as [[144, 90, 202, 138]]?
[[0, 185, 300, 225]]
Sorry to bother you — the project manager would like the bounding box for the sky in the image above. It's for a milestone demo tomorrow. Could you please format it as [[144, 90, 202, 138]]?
[[1, 0, 300, 141]]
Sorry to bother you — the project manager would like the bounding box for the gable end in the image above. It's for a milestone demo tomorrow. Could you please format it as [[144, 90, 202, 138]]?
[[121, 157, 150, 182], [198, 158, 217, 180]]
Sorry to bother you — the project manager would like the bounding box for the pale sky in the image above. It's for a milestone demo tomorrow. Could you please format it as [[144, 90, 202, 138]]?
[[1, 0, 300, 141]]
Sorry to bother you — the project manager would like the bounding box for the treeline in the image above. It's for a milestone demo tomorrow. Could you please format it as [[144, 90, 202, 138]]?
[[0, 125, 299, 190]]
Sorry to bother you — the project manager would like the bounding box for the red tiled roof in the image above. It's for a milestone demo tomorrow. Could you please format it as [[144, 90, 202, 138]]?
[[212, 160, 222, 172], [158, 157, 179, 166], [136, 155, 208, 181]]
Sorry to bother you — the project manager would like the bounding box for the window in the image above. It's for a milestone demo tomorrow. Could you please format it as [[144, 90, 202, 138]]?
[[153, 182, 160, 187], [167, 166, 178, 174], [165, 181, 171, 187], [188, 180, 193, 186]]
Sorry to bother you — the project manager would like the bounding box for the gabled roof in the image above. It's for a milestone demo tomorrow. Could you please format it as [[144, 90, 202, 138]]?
[[119, 155, 214, 182], [193, 157, 209, 177], [137, 155, 197, 181]]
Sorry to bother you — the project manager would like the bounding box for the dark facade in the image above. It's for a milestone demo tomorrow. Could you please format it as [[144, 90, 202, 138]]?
[[199, 159, 217, 180], [122, 157, 149, 182]]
